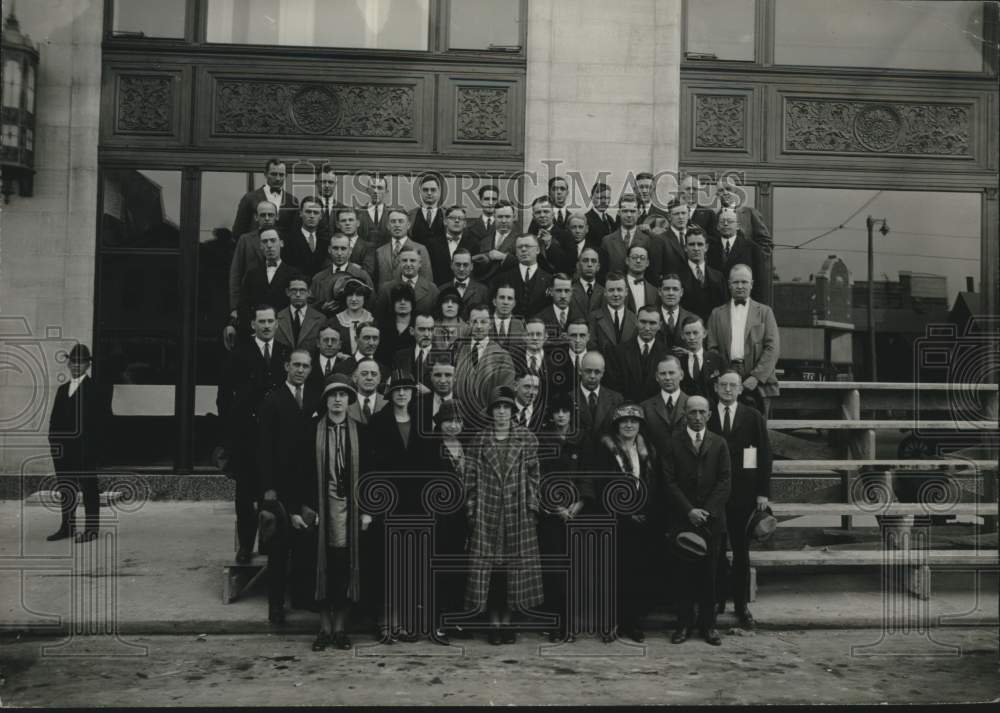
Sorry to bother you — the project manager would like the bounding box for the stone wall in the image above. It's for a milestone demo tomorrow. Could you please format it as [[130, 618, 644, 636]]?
[[0, 0, 103, 475], [523, 0, 681, 211]]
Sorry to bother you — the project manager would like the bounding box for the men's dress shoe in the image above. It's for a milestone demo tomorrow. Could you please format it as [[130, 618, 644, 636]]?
[[312, 631, 331, 651], [702, 628, 722, 646], [501, 629, 517, 644], [671, 628, 690, 644], [332, 631, 352, 650], [737, 609, 756, 630], [46, 525, 74, 541], [235, 548, 252, 565], [392, 628, 419, 643], [432, 628, 451, 646], [375, 626, 394, 644], [488, 628, 503, 645], [73, 529, 97, 543], [600, 632, 615, 644], [268, 608, 286, 625]]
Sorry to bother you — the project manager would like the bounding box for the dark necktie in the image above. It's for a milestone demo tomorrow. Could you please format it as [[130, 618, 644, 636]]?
[[471, 342, 480, 367], [292, 309, 302, 343], [602, 213, 611, 231], [362, 398, 372, 422], [325, 358, 334, 377], [587, 390, 597, 418], [665, 395, 674, 414], [613, 310, 622, 340], [486, 217, 493, 230], [529, 354, 539, 375], [723, 406, 732, 435], [724, 241, 731, 260], [586, 282, 594, 299], [307, 232, 316, 252], [425, 207, 433, 225], [295, 384, 303, 410], [693, 353, 701, 379], [694, 430, 702, 451], [263, 341, 271, 362], [641, 342, 650, 365], [416, 349, 425, 379], [374, 204, 382, 225], [695, 264, 704, 284], [666, 310, 675, 331]]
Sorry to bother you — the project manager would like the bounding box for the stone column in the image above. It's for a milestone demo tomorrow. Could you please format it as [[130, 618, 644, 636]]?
[[524, 0, 682, 218]]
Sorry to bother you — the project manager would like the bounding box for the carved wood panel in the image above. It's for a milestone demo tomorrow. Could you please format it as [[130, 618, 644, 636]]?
[[694, 94, 747, 150], [211, 79, 417, 140], [114, 74, 176, 135], [783, 98, 972, 157], [456, 87, 509, 142]]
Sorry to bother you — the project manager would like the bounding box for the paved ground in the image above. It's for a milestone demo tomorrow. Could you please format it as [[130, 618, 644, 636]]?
[[1, 629, 997, 707]]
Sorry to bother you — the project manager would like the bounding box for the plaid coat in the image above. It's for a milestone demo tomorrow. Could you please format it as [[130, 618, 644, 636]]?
[[464, 426, 544, 612]]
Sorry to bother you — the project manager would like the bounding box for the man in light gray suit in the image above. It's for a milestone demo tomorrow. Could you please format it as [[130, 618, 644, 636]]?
[[706, 264, 779, 417], [374, 247, 440, 323], [373, 207, 433, 290], [274, 277, 326, 353], [347, 358, 387, 424]]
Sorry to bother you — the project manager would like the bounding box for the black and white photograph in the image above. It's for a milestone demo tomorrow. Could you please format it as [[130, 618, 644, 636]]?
[[0, 0, 997, 707]]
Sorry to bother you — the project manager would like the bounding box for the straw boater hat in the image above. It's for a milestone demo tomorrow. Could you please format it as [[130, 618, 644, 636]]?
[[747, 505, 778, 542], [674, 520, 712, 560]]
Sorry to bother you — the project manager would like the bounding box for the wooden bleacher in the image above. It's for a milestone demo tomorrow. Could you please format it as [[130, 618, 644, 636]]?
[[752, 381, 998, 600]]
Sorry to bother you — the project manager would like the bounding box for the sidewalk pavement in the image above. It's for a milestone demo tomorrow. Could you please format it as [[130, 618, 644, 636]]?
[[1, 500, 996, 636]]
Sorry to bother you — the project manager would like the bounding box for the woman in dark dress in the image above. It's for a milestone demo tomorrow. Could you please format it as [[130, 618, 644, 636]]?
[[366, 372, 428, 643], [419, 399, 471, 643], [465, 386, 544, 645], [374, 284, 415, 365], [536, 391, 591, 643], [592, 403, 661, 643]]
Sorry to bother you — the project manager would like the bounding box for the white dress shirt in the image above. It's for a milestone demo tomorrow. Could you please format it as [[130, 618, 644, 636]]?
[[662, 388, 680, 410], [68, 372, 88, 397], [688, 348, 704, 377], [265, 259, 281, 283], [493, 231, 510, 250], [432, 393, 453, 416], [263, 185, 284, 211], [729, 300, 749, 360], [717, 401, 738, 427], [628, 275, 647, 310], [255, 336, 273, 359], [687, 426, 705, 448]]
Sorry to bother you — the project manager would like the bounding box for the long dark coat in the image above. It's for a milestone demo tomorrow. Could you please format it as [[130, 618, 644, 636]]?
[[464, 426, 544, 612]]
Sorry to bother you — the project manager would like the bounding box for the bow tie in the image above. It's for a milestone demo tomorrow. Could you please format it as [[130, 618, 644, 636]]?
[[455, 280, 467, 288], [266, 259, 278, 267], [734, 299, 748, 306], [632, 278, 644, 285]]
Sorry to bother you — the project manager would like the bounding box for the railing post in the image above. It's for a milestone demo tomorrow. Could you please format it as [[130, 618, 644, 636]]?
[[841, 389, 874, 529]]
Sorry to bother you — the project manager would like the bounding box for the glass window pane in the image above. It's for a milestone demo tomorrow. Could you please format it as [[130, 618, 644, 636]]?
[[774, 0, 983, 71], [449, 0, 523, 50], [3, 60, 21, 107], [685, 0, 755, 61], [102, 169, 182, 249], [206, 0, 430, 50], [771, 188, 981, 380], [99, 254, 181, 333], [112, 0, 187, 38]]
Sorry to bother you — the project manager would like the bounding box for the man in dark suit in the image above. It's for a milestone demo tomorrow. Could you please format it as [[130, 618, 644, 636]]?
[[606, 306, 668, 403], [374, 247, 440, 323], [708, 370, 772, 629], [535, 273, 579, 337], [679, 227, 727, 322], [302, 164, 343, 236], [495, 234, 554, 319], [706, 264, 780, 418], [413, 355, 456, 436], [624, 244, 660, 313], [575, 351, 624, 440], [561, 319, 591, 393], [232, 158, 299, 238], [512, 371, 545, 433], [228, 199, 278, 342], [357, 174, 391, 246], [663, 395, 731, 646], [274, 277, 326, 353], [640, 355, 689, 459], [427, 205, 479, 284], [657, 199, 693, 278], [472, 200, 518, 285], [308, 234, 374, 317], [392, 313, 436, 390], [584, 181, 618, 244], [678, 175, 716, 233], [46, 344, 111, 542], [237, 229, 304, 332], [220, 305, 290, 563], [465, 184, 500, 244], [307, 323, 356, 393], [571, 248, 606, 317], [657, 273, 698, 352], [408, 172, 446, 246], [335, 208, 377, 279], [528, 175, 573, 233], [678, 315, 726, 403], [529, 196, 573, 274], [257, 348, 321, 623], [348, 358, 387, 424], [282, 198, 330, 280], [709, 176, 773, 258], [635, 171, 669, 228], [373, 209, 433, 290], [566, 214, 600, 267], [598, 195, 650, 282], [488, 284, 527, 351], [587, 273, 637, 353], [513, 317, 571, 399], [707, 208, 767, 303], [438, 248, 489, 317]]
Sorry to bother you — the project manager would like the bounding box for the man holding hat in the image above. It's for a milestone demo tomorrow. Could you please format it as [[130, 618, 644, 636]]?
[[257, 348, 322, 623], [707, 369, 772, 629], [301, 373, 373, 651], [663, 395, 731, 646], [47, 344, 111, 542]]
